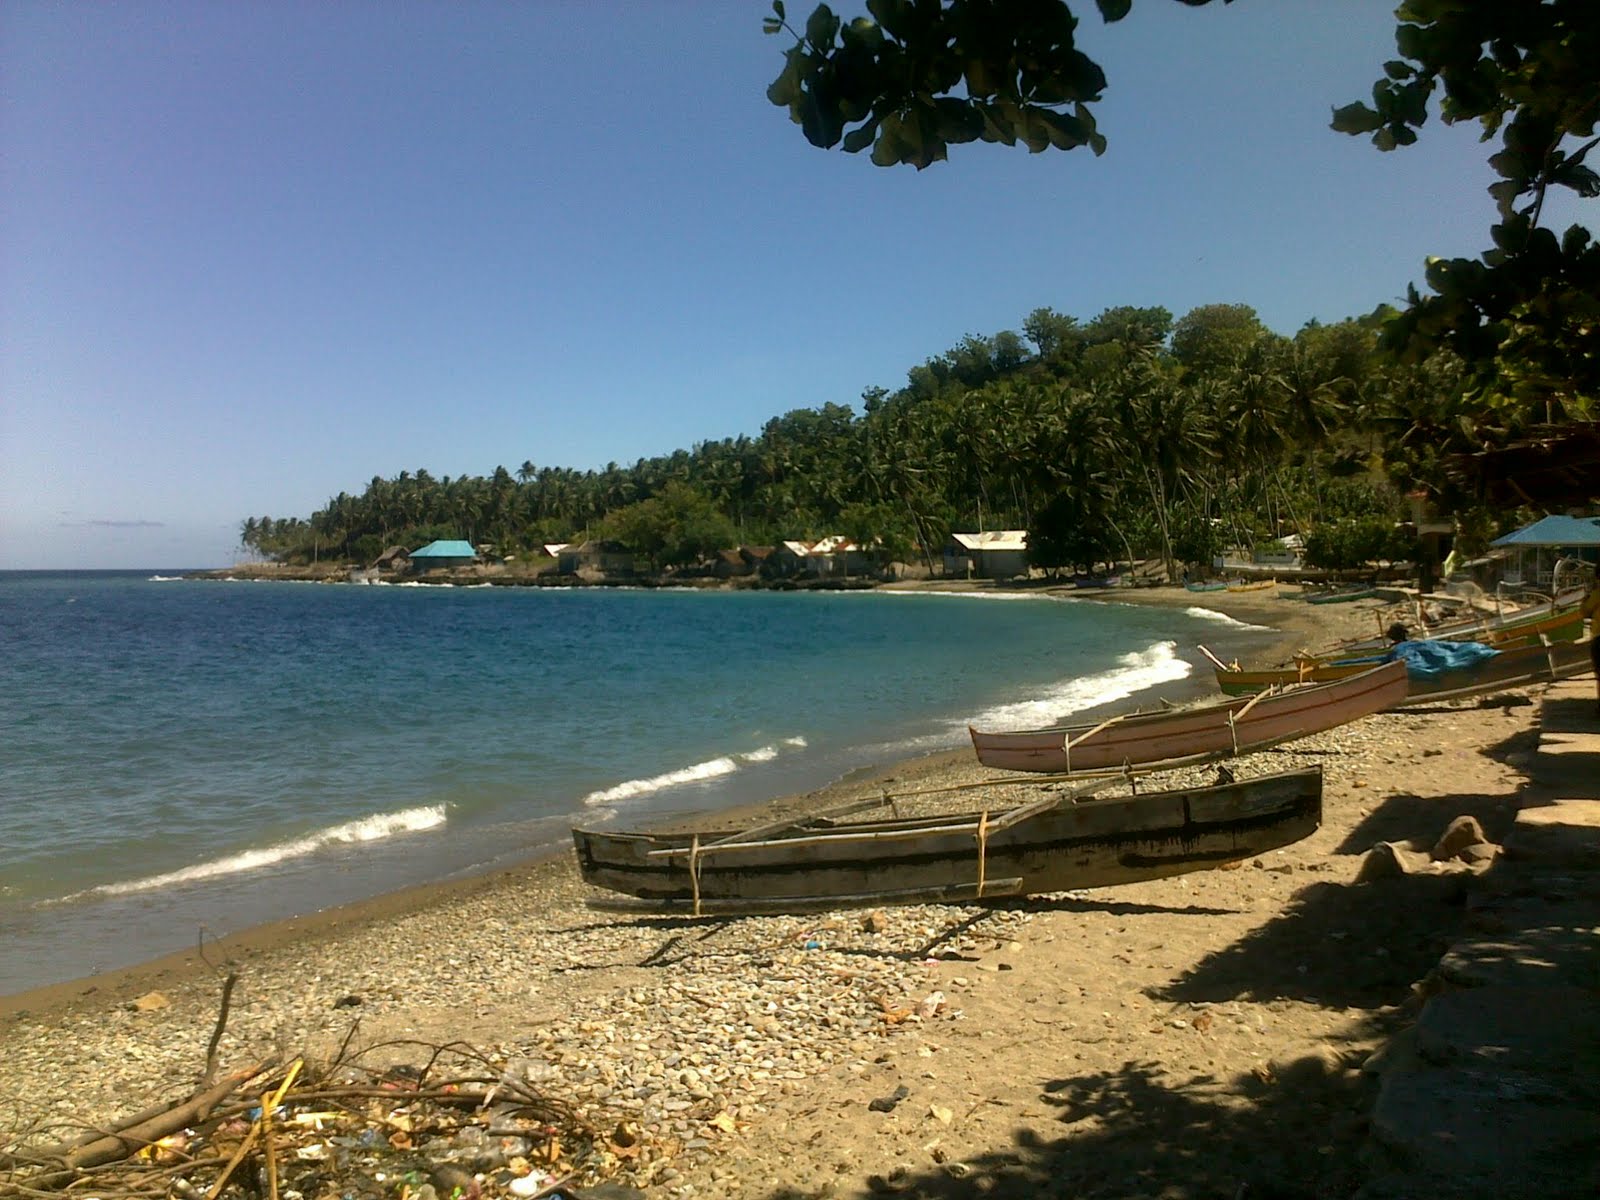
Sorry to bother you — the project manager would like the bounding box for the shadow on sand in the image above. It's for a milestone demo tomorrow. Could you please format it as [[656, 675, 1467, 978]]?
[[1335, 790, 1519, 857], [761, 1054, 1375, 1200], [748, 822, 1507, 1200]]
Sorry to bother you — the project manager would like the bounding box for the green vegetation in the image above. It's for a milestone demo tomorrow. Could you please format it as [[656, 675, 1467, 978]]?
[[1302, 517, 1416, 574], [766, 0, 1596, 433], [243, 300, 1491, 574]]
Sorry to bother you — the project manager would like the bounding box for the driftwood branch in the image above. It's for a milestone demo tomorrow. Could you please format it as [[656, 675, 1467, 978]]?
[[2, 1035, 613, 1200], [14, 1065, 269, 1192], [200, 972, 239, 1089]]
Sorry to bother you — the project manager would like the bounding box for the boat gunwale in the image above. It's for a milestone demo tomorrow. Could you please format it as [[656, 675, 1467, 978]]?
[[968, 660, 1407, 749], [573, 766, 1325, 850], [1213, 635, 1594, 699]]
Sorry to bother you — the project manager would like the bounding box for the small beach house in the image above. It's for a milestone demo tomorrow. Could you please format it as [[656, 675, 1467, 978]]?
[[408, 540, 479, 570], [771, 536, 881, 579], [1490, 514, 1600, 590], [557, 540, 635, 577], [944, 531, 1029, 579]]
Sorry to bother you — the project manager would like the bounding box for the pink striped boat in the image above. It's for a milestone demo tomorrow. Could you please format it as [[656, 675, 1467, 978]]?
[[968, 660, 1408, 774]]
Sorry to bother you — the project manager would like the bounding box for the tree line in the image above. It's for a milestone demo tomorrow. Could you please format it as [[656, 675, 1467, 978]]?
[[240, 297, 1570, 576]]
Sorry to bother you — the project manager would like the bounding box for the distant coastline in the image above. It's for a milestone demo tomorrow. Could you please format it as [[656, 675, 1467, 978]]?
[[185, 559, 1400, 596]]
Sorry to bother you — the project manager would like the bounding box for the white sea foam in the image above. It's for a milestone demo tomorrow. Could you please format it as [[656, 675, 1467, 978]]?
[[581, 756, 740, 806], [53, 805, 448, 902], [1183, 605, 1273, 631], [147, 574, 184, 582], [964, 641, 1193, 732], [581, 739, 806, 807], [868, 588, 1045, 602]]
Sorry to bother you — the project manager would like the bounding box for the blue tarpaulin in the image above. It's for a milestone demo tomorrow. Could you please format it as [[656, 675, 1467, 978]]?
[[1384, 639, 1500, 680]]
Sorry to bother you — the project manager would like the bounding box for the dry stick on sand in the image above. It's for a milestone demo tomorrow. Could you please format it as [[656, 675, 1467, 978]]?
[[11, 1066, 271, 1193], [203, 1061, 301, 1200], [200, 972, 239, 1089], [1, 970, 262, 1195]]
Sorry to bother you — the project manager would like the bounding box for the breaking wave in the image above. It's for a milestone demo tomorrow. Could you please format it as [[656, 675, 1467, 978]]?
[[50, 805, 448, 902], [964, 640, 1193, 732], [581, 738, 807, 807], [1183, 606, 1273, 631]]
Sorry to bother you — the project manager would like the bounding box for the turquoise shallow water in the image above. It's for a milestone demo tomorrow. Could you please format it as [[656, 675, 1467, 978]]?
[[0, 571, 1277, 993]]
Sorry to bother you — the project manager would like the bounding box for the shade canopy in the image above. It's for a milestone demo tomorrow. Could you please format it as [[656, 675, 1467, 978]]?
[[1490, 514, 1600, 549]]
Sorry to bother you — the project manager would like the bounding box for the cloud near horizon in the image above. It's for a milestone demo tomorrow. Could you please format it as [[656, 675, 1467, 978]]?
[[59, 519, 168, 529]]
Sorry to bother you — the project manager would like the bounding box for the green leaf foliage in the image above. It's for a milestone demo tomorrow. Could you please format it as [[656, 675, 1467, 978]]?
[[1324, 3, 1600, 414], [763, 0, 1594, 432], [767, 0, 1228, 168]]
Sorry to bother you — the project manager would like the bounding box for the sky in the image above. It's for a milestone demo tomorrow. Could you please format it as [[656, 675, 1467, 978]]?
[[2, 1, 1591, 569]]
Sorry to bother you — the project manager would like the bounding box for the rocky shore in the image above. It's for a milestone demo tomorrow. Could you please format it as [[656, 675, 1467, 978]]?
[[0, 588, 1564, 1198]]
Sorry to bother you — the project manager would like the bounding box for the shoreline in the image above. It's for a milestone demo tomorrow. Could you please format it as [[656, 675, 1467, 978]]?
[[0, 585, 1385, 1020], [3, 582, 1547, 1196]]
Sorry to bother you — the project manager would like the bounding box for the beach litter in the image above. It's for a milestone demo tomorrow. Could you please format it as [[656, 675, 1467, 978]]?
[[0, 978, 687, 1200]]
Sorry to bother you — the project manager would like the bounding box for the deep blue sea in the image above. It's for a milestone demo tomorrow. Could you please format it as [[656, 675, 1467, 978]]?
[[0, 571, 1279, 994]]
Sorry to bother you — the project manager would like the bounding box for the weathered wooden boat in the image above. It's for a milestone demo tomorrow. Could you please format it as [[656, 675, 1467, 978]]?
[[1207, 655, 1391, 695], [1339, 595, 1585, 657], [1208, 636, 1593, 705], [573, 768, 1323, 913], [1306, 586, 1378, 605], [1185, 580, 1227, 593], [968, 660, 1408, 774], [1389, 636, 1595, 707], [1205, 608, 1587, 696], [1226, 579, 1277, 593]]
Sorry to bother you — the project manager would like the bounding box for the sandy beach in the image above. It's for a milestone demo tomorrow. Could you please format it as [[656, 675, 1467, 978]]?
[[0, 584, 1552, 1197]]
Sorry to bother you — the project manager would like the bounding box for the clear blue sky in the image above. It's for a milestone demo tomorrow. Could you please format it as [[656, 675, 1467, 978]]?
[[2, 1, 1588, 568]]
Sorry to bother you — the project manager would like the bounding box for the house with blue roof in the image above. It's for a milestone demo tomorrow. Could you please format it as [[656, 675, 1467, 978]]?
[[408, 539, 479, 571], [1490, 514, 1600, 591]]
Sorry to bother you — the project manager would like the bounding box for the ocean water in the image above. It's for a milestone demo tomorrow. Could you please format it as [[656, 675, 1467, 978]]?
[[0, 571, 1277, 994]]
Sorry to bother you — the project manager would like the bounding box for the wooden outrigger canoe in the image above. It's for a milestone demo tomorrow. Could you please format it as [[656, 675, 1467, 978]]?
[[1336, 589, 1587, 657], [572, 768, 1323, 914], [1207, 631, 1593, 700], [1206, 608, 1583, 695], [1209, 640, 1587, 704], [967, 660, 1408, 775], [1226, 579, 1277, 593], [1388, 636, 1595, 708]]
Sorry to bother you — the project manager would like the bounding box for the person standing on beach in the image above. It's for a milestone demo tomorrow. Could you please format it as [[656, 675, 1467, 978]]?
[[1583, 579, 1600, 715]]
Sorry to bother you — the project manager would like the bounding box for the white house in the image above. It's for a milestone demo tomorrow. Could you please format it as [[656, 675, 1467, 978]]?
[[944, 531, 1028, 579]]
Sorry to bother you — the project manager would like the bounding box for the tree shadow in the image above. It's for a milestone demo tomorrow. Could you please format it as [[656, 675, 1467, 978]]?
[[766, 1056, 1374, 1200], [565, 894, 1242, 971], [748, 869, 1478, 1199], [1335, 791, 1518, 856], [1156, 871, 1467, 1010], [1476, 724, 1542, 769]]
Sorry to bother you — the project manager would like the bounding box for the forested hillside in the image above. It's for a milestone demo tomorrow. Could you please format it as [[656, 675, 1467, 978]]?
[[240, 298, 1560, 576]]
